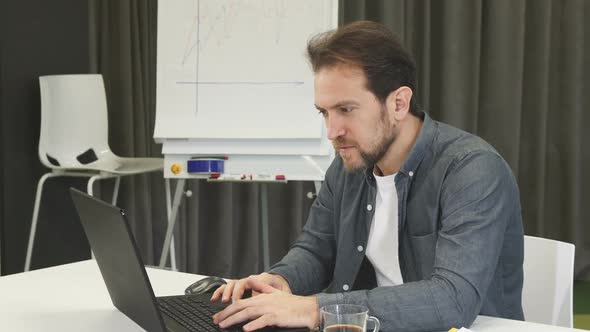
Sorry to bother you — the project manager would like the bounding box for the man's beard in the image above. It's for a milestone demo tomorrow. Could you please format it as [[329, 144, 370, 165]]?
[[340, 111, 397, 173], [357, 129, 396, 171]]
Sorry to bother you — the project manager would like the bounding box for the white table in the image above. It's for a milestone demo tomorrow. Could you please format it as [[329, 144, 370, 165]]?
[[0, 261, 585, 331]]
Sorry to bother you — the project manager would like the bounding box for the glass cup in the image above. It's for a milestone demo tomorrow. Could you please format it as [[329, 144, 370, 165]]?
[[320, 304, 380, 332]]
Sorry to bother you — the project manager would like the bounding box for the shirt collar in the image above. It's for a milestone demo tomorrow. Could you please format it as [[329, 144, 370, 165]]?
[[364, 111, 437, 182], [399, 111, 436, 176]]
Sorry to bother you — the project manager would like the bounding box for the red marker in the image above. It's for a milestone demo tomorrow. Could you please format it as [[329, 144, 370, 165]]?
[[275, 174, 286, 180], [210, 173, 221, 179]]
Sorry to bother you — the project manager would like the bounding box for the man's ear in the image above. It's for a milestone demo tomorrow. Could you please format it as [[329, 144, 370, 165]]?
[[385, 86, 413, 121]]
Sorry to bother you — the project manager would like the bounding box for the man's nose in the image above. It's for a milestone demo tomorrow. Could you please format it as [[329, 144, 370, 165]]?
[[326, 116, 345, 141]]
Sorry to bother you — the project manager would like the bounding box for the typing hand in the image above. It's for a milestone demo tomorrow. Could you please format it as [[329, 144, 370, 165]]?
[[212, 279, 318, 331], [210, 272, 291, 304]]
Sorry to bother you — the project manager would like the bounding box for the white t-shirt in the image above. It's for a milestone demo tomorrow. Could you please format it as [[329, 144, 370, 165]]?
[[365, 171, 404, 286]]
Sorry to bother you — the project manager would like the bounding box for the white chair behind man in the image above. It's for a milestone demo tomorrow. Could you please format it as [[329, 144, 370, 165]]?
[[522, 235, 575, 327], [24, 74, 176, 272]]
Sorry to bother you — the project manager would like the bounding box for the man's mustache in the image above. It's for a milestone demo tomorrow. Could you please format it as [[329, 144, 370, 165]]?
[[333, 139, 355, 148]]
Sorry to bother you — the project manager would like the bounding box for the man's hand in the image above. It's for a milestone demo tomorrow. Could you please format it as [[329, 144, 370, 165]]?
[[212, 279, 319, 331], [210, 272, 291, 304]]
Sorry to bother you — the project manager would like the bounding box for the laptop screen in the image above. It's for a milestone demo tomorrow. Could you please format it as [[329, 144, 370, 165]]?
[[71, 188, 167, 332]]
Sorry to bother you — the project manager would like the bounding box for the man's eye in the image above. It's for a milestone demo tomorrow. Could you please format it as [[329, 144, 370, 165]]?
[[340, 107, 353, 113], [318, 110, 327, 117]]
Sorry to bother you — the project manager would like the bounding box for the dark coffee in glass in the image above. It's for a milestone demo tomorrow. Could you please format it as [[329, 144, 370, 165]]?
[[324, 324, 364, 332], [320, 304, 380, 332]]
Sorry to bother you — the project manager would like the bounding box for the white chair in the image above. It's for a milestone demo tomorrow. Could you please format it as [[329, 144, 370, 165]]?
[[522, 235, 575, 327], [25, 74, 176, 272]]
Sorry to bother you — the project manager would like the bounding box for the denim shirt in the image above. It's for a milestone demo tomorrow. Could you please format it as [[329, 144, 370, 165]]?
[[269, 112, 524, 332]]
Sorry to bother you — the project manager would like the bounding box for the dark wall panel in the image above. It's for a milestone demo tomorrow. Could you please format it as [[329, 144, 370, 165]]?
[[0, 0, 90, 274]]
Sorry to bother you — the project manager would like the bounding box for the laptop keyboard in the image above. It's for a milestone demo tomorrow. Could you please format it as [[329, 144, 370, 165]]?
[[158, 296, 240, 332]]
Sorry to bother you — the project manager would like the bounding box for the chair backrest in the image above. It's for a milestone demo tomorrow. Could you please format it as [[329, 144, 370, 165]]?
[[522, 235, 575, 327], [38, 74, 111, 169]]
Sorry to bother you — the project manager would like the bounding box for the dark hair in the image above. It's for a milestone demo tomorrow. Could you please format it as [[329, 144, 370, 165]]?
[[307, 21, 420, 116]]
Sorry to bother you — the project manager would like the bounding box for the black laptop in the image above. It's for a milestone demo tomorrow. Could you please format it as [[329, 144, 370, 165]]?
[[70, 188, 308, 332]]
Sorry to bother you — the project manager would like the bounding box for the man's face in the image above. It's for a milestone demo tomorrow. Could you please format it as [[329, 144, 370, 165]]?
[[314, 65, 397, 173]]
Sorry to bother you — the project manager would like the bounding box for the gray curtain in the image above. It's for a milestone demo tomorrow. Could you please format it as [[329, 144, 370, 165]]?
[[88, 0, 314, 278], [89, 0, 165, 265], [341, 0, 589, 279], [89, 0, 589, 280]]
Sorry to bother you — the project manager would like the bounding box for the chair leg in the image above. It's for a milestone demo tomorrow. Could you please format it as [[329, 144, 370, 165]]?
[[87, 175, 100, 196], [86, 175, 103, 260], [112, 176, 121, 205], [24, 173, 59, 272]]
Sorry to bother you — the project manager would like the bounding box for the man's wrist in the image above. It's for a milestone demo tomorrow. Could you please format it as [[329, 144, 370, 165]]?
[[268, 272, 292, 293], [306, 296, 320, 329]]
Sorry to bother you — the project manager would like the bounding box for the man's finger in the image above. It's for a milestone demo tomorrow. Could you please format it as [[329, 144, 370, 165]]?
[[210, 284, 226, 301], [221, 282, 236, 304], [242, 314, 276, 332], [218, 305, 266, 329], [213, 298, 249, 324], [231, 281, 246, 303]]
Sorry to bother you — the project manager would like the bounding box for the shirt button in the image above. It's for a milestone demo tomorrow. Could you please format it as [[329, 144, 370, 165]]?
[[409, 171, 414, 177], [357, 245, 364, 252], [367, 204, 373, 211], [342, 284, 350, 291]]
